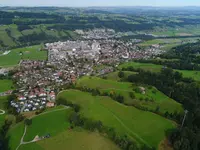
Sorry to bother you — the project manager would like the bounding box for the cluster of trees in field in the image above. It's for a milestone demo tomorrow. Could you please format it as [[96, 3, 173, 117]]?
[[57, 97, 155, 150], [124, 67, 200, 150]]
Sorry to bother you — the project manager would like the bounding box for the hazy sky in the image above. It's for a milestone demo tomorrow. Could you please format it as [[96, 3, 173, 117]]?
[[1, 0, 200, 7]]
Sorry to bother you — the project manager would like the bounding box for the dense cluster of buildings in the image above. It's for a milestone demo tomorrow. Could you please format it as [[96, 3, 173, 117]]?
[[10, 38, 163, 113], [11, 60, 58, 112], [75, 28, 116, 39], [46, 40, 163, 67], [11, 87, 55, 113]]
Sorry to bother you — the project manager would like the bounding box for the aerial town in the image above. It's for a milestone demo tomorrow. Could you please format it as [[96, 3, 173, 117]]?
[[10, 38, 163, 113]]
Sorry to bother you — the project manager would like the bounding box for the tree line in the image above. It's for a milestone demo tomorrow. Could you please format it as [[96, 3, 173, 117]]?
[[123, 67, 200, 150]]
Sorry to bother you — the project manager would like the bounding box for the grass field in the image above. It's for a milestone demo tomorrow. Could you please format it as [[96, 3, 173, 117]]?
[[77, 76, 183, 114], [7, 108, 72, 150], [0, 30, 16, 47], [138, 39, 181, 46], [177, 70, 200, 81], [0, 25, 16, 47], [0, 45, 47, 67], [151, 25, 200, 36], [118, 62, 162, 72], [105, 71, 137, 81], [58, 90, 176, 148], [138, 36, 198, 50], [19, 129, 120, 150], [7, 107, 119, 150], [0, 79, 14, 92], [24, 109, 72, 141], [9, 24, 22, 39], [7, 122, 25, 150], [118, 61, 200, 81]]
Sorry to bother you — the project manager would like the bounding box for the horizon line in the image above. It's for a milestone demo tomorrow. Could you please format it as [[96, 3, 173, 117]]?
[[1, 5, 200, 8]]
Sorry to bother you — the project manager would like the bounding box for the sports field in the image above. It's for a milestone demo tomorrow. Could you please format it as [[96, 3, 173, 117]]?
[[58, 90, 176, 148], [0, 79, 14, 92], [0, 45, 47, 67], [77, 76, 183, 114]]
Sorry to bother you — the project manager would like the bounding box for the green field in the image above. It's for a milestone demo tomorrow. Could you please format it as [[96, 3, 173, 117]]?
[[105, 71, 137, 81], [0, 30, 16, 47], [118, 62, 162, 72], [58, 90, 176, 148], [0, 45, 47, 67], [19, 129, 120, 150], [7, 108, 72, 150], [177, 70, 200, 81], [118, 61, 200, 81], [0, 79, 14, 92], [139, 39, 181, 46], [76, 76, 183, 114], [138, 36, 198, 50], [7, 122, 25, 150], [0, 25, 16, 47], [7, 107, 119, 150], [24, 109, 72, 141], [151, 25, 200, 36], [9, 24, 22, 39]]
